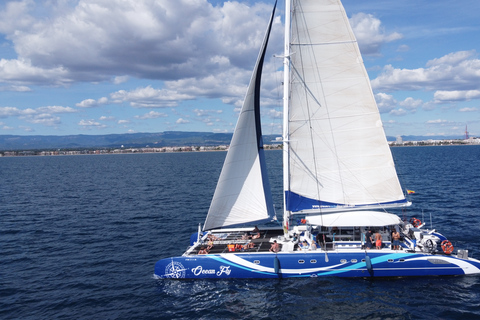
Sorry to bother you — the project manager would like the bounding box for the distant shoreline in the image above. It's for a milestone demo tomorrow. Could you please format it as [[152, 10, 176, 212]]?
[[1, 140, 480, 157]]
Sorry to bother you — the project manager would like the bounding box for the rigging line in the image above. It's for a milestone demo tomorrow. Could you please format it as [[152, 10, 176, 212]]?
[[290, 63, 323, 108]]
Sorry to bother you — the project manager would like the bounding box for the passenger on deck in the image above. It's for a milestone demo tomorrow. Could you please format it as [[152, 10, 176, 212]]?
[[207, 240, 214, 251], [298, 240, 309, 250], [375, 231, 382, 249], [392, 230, 401, 250], [365, 230, 373, 250], [207, 234, 219, 241], [243, 242, 255, 250], [269, 240, 280, 253], [198, 247, 209, 254], [310, 240, 317, 250], [251, 226, 261, 239], [316, 233, 325, 247]]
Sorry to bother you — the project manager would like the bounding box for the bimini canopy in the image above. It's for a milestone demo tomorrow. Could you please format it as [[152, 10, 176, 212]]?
[[306, 211, 402, 227]]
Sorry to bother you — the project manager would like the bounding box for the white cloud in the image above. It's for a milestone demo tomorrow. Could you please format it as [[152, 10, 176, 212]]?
[[76, 97, 108, 108], [78, 119, 107, 129], [398, 97, 423, 111], [0, 106, 33, 118], [0, 0, 35, 34], [110, 85, 194, 108], [434, 90, 480, 102], [349, 12, 403, 55], [193, 108, 222, 117], [0, 85, 32, 92], [0, 0, 281, 89], [99, 116, 115, 121], [459, 107, 478, 112], [37, 106, 77, 114], [390, 108, 407, 116], [267, 109, 282, 119], [426, 119, 448, 124], [371, 50, 480, 92], [176, 118, 190, 124], [0, 58, 71, 86], [134, 111, 168, 119], [0, 105, 75, 117], [0, 105, 76, 127], [113, 75, 129, 84], [375, 92, 397, 113], [375, 93, 422, 115]]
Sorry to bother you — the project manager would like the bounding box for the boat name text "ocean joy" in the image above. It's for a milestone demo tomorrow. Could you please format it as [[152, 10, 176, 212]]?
[[192, 265, 232, 277]]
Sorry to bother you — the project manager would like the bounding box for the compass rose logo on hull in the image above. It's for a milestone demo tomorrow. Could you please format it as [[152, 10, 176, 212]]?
[[164, 261, 186, 278]]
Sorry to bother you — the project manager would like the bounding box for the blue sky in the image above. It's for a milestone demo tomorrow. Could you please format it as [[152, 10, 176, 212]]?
[[0, 0, 479, 138]]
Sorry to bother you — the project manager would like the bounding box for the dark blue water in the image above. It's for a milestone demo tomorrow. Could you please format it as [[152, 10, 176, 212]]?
[[1, 146, 480, 319]]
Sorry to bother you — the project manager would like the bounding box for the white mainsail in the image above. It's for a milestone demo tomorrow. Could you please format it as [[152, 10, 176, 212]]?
[[283, 0, 409, 217], [203, 3, 277, 231]]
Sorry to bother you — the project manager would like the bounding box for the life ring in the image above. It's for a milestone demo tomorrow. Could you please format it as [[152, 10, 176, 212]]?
[[441, 240, 454, 255], [410, 217, 422, 228]]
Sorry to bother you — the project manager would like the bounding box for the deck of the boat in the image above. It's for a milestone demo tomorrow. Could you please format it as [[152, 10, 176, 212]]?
[[188, 229, 400, 255], [189, 229, 285, 255]]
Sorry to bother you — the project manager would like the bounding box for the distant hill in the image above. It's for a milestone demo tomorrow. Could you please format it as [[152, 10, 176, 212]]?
[[0, 131, 464, 151], [0, 131, 281, 151]]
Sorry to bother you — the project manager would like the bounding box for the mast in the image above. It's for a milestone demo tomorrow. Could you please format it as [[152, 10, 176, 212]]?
[[282, 0, 292, 237]]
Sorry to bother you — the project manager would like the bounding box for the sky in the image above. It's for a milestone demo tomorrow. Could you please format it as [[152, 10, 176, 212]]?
[[0, 0, 479, 138]]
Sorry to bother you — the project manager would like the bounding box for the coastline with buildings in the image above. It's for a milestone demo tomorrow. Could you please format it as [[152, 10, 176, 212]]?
[[1, 137, 479, 157]]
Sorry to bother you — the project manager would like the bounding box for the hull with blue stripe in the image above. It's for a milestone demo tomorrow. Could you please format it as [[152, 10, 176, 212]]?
[[154, 251, 480, 279]]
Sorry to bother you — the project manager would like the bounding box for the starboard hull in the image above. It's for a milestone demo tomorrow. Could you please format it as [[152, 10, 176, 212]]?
[[154, 251, 480, 279]]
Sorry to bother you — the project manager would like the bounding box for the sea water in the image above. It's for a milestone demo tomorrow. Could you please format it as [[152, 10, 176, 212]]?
[[1, 146, 480, 319]]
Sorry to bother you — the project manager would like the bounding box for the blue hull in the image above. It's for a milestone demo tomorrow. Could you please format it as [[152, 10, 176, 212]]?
[[154, 251, 480, 279]]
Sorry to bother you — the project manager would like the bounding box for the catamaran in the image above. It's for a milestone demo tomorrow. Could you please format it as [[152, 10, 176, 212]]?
[[154, 0, 480, 279]]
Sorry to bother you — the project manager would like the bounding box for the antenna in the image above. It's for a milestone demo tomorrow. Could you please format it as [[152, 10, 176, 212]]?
[[465, 125, 469, 140]]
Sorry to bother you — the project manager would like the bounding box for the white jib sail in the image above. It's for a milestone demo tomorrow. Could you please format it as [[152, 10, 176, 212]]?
[[203, 3, 276, 231]]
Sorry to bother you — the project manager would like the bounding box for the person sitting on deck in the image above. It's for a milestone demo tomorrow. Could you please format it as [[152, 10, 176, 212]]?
[[198, 247, 209, 254], [251, 226, 261, 239], [243, 242, 255, 250], [269, 240, 280, 253], [310, 240, 317, 250], [206, 240, 214, 251], [207, 234, 219, 241], [298, 240, 309, 250]]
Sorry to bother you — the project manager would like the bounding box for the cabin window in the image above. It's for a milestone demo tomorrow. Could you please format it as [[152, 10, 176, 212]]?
[[340, 259, 347, 263], [388, 259, 394, 263], [310, 259, 317, 264], [298, 260, 305, 264], [399, 259, 405, 262], [361, 259, 366, 262], [351, 259, 357, 263], [253, 260, 260, 264]]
